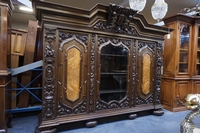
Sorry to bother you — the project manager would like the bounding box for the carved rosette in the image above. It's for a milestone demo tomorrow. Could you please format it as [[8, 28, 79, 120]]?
[[136, 41, 155, 105], [57, 100, 87, 115], [42, 28, 56, 120], [90, 34, 95, 112], [93, 4, 138, 35], [155, 42, 163, 104]]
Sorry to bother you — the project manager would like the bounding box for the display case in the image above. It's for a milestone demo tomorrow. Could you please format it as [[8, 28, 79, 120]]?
[[32, 1, 169, 132], [0, 0, 14, 132], [161, 14, 200, 112]]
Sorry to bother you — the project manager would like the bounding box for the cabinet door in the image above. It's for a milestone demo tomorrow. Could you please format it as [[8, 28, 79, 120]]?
[[194, 25, 200, 76], [193, 81, 200, 94], [178, 22, 191, 74], [57, 31, 88, 115], [174, 81, 191, 107], [136, 41, 156, 105], [96, 36, 131, 111]]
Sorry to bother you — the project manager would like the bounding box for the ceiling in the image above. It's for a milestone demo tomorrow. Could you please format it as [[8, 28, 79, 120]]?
[[11, 0, 200, 25]]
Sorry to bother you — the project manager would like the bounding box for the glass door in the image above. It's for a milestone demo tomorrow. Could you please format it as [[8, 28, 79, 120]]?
[[179, 23, 190, 73], [99, 44, 128, 103], [196, 27, 200, 75]]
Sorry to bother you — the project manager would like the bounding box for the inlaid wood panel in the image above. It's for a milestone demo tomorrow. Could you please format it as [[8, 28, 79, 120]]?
[[142, 54, 151, 95], [66, 47, 81, 102]]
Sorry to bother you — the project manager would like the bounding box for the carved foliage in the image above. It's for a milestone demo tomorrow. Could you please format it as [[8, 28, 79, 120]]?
[[93, 4, 138, 35], [43, 28, 56, 119], [90, 34, 95, 112], [57, 100, 87, 115], [155, 42, 163, 104], [132, 42, 136, 105], [98, 36, 131, 51], [59, 31, 88, 47], [96, 97, 129, 111]]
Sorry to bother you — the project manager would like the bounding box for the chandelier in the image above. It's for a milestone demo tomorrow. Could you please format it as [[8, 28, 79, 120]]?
[[129, 0, 168, 22], [129, 0, 146, 13]]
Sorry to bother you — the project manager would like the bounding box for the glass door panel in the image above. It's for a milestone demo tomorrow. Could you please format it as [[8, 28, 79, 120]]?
[[179, 23, 190, 73], [196, 27, 200, 75], [100, 44, 128, 103]]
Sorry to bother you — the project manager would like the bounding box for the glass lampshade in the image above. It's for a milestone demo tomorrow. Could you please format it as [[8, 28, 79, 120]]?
[[129, 0, 147, 12], [151, 0, 168, 22]]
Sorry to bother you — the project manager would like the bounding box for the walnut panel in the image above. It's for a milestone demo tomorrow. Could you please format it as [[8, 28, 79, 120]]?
[[193, 81, 200, 94], [142, 54, 151, 95], [161, 80, 173, 107], [66, 47, 81, 102], [175, 81, 191, 107]]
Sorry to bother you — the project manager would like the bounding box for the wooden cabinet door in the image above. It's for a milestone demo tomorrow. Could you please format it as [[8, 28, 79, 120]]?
[[174, 81, 192, 107], [56, 30, 88, 116], [136, 40, 157, 105], [193, 80, 200, 94]]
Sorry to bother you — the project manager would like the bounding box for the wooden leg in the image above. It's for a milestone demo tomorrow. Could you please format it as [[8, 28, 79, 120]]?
[[85, 121, 97, 128], [153, 108, 164, 116], [128, 114, 137, 119], [34, 126, 56, 133]]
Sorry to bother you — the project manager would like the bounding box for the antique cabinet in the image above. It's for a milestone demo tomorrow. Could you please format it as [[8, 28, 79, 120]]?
[[0, 0, 14, 132], [161, 14, 200, 112], [32, 1, 169, 132]]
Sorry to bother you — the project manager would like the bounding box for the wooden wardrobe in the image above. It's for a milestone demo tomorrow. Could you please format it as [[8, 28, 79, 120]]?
[[32, 1, 169, 132], [0, 0, 14, 132]]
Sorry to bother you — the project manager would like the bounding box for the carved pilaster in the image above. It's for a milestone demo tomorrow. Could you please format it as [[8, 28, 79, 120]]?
[[42, 28, 56, 120], [89, 34, 95, 112], [155, 42, 163, 104]]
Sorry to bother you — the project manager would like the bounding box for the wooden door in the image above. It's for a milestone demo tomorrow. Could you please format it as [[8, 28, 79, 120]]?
[[57, 30, 88, 115]]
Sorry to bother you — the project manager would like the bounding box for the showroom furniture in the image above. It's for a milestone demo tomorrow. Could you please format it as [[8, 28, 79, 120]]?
[[0, 0, 14, 132], [32, 0, 169, 132], [161, 14, 200, 112]]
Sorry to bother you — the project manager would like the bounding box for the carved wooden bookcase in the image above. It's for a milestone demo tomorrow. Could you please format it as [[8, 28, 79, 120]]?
[[0, 0, 14, 132], [32, 1, 169, 132], [162, 14, 200, 112]]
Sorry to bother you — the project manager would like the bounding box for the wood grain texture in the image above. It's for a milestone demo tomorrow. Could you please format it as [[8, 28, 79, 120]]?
[[66, 47, 80, 102], [142, 54, 150, 95]]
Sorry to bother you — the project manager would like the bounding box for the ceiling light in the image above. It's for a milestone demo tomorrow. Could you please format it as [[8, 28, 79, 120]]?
[[19, 6, 33, 12]]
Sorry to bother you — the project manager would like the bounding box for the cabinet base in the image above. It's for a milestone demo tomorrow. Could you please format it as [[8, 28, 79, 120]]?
[[34, 126, 56, 133]]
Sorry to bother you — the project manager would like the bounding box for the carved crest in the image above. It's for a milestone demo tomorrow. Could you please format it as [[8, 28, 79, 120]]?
[[107, 4, 137, 33], [93, 4, 138, 35]]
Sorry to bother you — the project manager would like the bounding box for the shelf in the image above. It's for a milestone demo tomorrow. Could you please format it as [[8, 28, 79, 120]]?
[[179, 62, 188, 64], [196, 63, 200, 65], [180, 49, 189, 51], [101, 53, 127, 57], [101, 72, 127, 75], [100, 89, 126, 94]]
